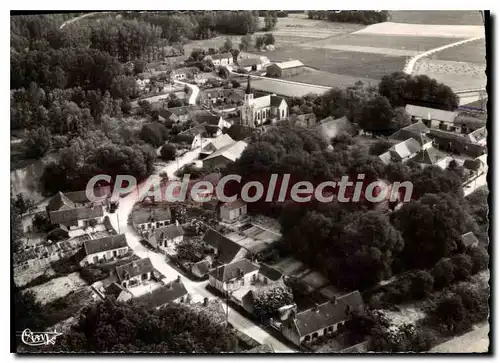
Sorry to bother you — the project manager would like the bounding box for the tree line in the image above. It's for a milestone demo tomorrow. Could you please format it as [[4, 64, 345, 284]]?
[[306, 11, 390, 25]]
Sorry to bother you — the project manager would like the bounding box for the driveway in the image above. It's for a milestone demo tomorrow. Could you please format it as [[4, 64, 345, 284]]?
[[108, 147, 296, 353]]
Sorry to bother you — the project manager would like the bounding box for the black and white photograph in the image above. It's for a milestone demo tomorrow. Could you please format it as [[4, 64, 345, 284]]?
[[10, 8, 490, 354]]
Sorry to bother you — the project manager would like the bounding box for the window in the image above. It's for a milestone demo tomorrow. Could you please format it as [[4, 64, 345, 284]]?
[[312, 332, 318, 339], [113, 250, 117, 257], [323, 328, 328, 335], [142, 273, 148, 280], [282, 110, 284, 118]]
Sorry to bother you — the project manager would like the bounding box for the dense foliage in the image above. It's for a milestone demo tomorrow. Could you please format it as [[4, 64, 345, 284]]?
[[47, 299, 238, 352], [307, 11, 390, 25], [253, 286, 294, 321], [379, 72, 459, 111]]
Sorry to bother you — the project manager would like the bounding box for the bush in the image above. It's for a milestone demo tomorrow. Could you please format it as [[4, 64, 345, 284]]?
[[160, 144, 177, 161], [467, 246, 489, 274], [451, 254, 473, 281], [409, 270, 434, 299], [432, 258, 455, 289], [139, 122, 170, 147]]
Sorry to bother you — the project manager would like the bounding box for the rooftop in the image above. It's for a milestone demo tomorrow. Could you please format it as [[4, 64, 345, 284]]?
[[49, 205, 104, 225], [153, 224, 184, 240], [203, 141, 248, 164], [208, 258, 259, 283], [272, 60, 304, 69], [134, 280, 188, 309], [83, 234, 128, 256], [203, 228, 244, 264], [221, 199, 246, 211], [131, 205, 172, 225], [405, 104, 457, 123], [461, 232, 480, 247], [116, 258, 155, 282]]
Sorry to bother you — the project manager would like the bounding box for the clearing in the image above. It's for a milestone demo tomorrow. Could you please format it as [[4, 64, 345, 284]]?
[[25, 272, 88, 305]]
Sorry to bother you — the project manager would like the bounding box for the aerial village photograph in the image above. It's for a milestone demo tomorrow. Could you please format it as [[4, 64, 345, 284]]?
[[10, 8, 490, 354]]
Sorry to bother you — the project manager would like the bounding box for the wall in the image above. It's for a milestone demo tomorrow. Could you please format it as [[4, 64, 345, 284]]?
[[80, 247, 128, 266]]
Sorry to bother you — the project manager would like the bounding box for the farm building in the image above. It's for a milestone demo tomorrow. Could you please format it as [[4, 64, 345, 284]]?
[[204, 53, 233, 67], [200, 134, 236, 158], [203, 140, 248, 170], [143, 224, 184, 253], [171, 67, 198, 81], [131, 205, 172, 232], [220, 200, 247, 223], [389, 121, 432, 146], [134, 278, 189, 308], [266, 60, 305, 78], [79, 234, 129, 266], [379, 138, 422, 165], [238, 57, 265, 72]]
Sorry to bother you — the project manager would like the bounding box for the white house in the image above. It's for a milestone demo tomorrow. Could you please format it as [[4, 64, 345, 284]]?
[[220, 200, 247, 223], [145, 224, 184, 253], [208, 259, 259, 295], [49, 205, 105, 230], [79, 234, 129, 266], [132, 206, 172, 232], [205, 53, 233, 67], [115, 257, 155, 289]]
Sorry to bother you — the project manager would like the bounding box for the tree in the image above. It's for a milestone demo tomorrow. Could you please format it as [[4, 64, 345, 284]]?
[[409, 270, 434, 299], [393, 107, 411, 129], [434, 295, 467, 334], [432, 258, 455, 289], [160, 144, 177, 161], [450, 254, 473, 281], [467, 246, 489, 274], [253, 285, 294, 321], [379, 72, 459, 111], [369, 139, 392, 155], [33, 213, 52, 233], [264, 33, 275, 45], [14, 286, 46, 348], [220, 37, 233, 53], [14, 193, 35, 215], [138, 100, 152, 116], [239, 34, 252, 51], [264, 14, 278, 30], [24, 126, 52, 159], [255, 36, 265, 49], [394, 193, 476, 270], [139, 122, 169, 147], [133, 60, 146, 75], [359, 95, 394, 133]]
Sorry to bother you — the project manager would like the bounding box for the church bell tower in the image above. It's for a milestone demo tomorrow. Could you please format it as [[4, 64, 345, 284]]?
[[241, 75, 255, 127]]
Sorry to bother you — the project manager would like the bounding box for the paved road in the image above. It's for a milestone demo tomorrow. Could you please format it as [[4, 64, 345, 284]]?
[[174, 80, 200, 105], [108, 147, 296, 353], [430, 323, 489, 353]]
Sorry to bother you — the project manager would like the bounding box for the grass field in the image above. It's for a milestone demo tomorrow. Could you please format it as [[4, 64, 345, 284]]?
[[431, 38, 487, 64], [259, 47, 406, 80], [389, 10, 484, 25], [26, 272, 88, 305], [287, 68, 377, 88]]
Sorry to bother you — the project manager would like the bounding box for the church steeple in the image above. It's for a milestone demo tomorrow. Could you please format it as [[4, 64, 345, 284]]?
[[246, 75, 252, 94]]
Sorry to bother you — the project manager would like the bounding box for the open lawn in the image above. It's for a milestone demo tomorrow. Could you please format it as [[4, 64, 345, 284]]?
[[301, 33, 458, 54], [430, 38, 486, 64], [389, 11, 484, 25], [25, 272, 88, 305], [260, 47, 407, 80]]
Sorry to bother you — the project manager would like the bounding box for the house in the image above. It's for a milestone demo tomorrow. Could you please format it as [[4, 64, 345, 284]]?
[[134, 278, 189, 309], [203, 228, 247, 264], [208, 258, 259, 294], [191, 259, 213, 279], [257, 264, 284, 284], [429, 129, 487, 158], [241, 76, 288, 127], [200, 88, 245, 107], [115, 258, 155, 289], [405, 104, 458, 130], [177, 124, 208, 150], [79, 234, 129, 266], [220, 200, 247, 223], [266, 60, 305, 78], [461, 232, 480, 249], [46, 188, 109, 213], [194, 73, 210, 85], [463, 154, 488, 180], [243, 344, 275, 353], [132, 206, 172, 232], [453, 114, 486, 134], [199, 134, 236, 158], [204, 53, 233, 67], [238, 57, 265, 72], [159, 105, 201, 124], [144, 224, 184, 253], [389, 121, 433, 147], [466, 126, 487, 146], [203, 140, 248, 170], [417, 146, 447, 167], [49, 205, 104, 230], [378, 138, 422, 165], [171, 67, 198, 80], [281, 291, 364, 346], [191, 111, 232, 137], [289, 113, 317, 128], [313, 116, 358, 142]]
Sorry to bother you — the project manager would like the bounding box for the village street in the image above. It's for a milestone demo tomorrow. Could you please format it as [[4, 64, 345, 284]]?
[[107, 146, 296, 353]]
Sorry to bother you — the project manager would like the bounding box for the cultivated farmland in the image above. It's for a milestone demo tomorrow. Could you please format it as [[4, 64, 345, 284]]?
[[389, 10, 484, 25], [241, 78, 329, 98], [258, 48, 407, 80], [286, 68, 378, 88], [430, 38, 487, 64]]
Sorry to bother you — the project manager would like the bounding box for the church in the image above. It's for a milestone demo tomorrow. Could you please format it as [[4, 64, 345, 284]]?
[[240, 76, 288, 128]]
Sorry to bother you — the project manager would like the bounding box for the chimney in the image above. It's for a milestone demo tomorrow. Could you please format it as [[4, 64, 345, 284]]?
[[176, 275, 181, 283], [203, 297, 209, 307], [314, 303, 319, 313]]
